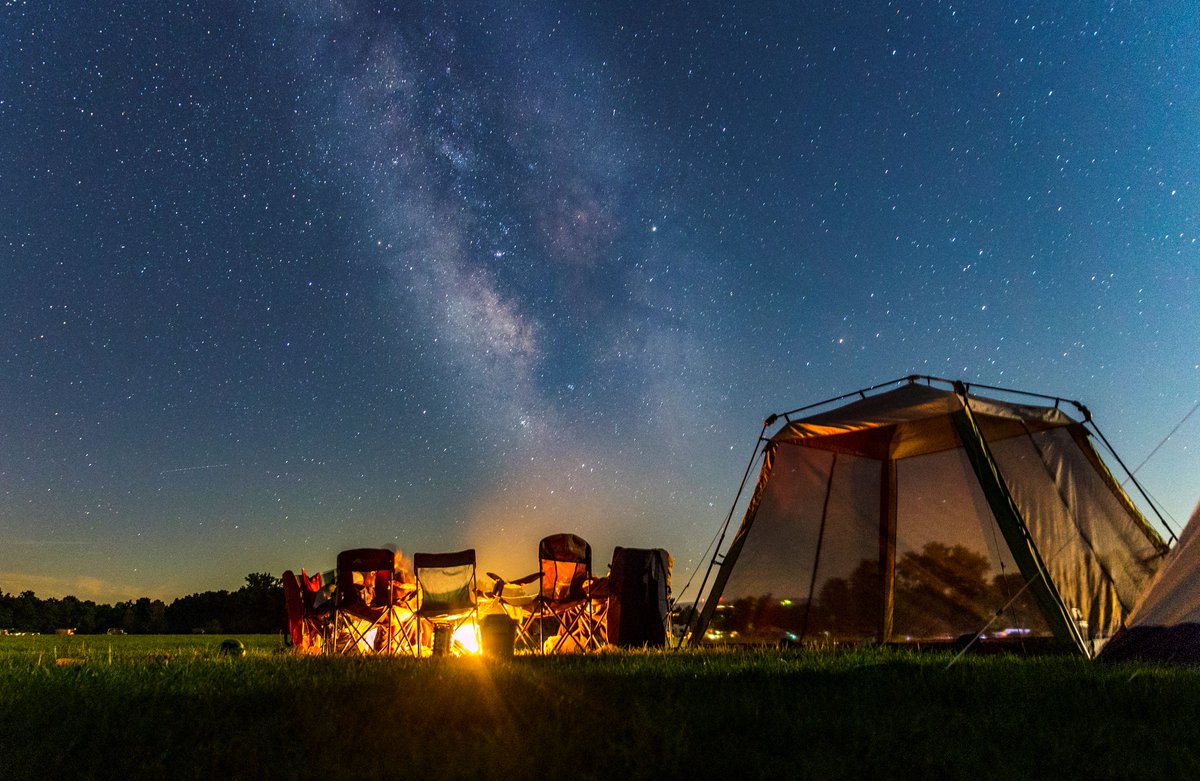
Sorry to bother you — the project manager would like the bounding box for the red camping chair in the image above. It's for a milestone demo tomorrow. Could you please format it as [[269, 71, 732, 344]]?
[[304, 569, 333, 650], [283, 570, 307, 648], [300, 569, 324, 613], [414, 549, 481, 657], [283, 569, 329, 653], [512, 534, 607, 653], [330, 548, 417, 655]]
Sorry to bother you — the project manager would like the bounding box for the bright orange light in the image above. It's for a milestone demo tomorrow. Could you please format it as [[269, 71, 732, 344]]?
[[452, 621, 481, 655]]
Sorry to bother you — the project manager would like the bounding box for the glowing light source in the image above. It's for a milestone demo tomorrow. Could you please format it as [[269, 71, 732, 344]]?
[[452, 621, 481, 655]]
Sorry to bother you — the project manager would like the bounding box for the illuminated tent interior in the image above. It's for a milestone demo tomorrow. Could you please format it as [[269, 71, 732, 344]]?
[[1101, 501, 1200, 664], [692, 377, 1169, 657]]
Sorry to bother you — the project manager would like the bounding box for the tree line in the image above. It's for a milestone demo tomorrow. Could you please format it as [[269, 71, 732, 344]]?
[[0, 573, 285, 635]]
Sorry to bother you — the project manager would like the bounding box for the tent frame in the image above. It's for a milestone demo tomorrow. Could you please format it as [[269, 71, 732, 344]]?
[[686, 375, 1171, 654]]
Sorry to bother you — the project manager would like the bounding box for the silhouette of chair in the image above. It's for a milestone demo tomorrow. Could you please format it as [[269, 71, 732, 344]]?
[[300, 568, 332, 639], [513, 533, 607, 653], [330, 548, 417, 655]]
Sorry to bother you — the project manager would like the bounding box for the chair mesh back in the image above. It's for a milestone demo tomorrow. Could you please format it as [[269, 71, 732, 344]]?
[[300, 570, 322, 612], [415, 550, 477, 615], [538, 534, 592, 601], [540, 533, 591, 562], [335, 548, 395, 612]]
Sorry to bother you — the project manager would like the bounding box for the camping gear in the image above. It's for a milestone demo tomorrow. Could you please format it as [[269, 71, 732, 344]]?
[[283, 569, 328, 652], [480, 613, 517, 658], [1100, 501, 1200, 664], [607, 547, 673, 647], [483, 571, 538, 622], [414, 549, 480, 657], [282, 570, 307, 648], [690, 377, 1169, 657], [330, 548, 416, 656], [219, 639, 246, 657], [514, 534, 608, 653]]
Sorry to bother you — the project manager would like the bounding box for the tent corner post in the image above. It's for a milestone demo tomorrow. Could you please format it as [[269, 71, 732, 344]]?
[[950, 401, 1089, 655]]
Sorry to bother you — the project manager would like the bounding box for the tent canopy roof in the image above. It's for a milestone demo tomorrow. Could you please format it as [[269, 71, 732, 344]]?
[[771, 382, 1078, 460]]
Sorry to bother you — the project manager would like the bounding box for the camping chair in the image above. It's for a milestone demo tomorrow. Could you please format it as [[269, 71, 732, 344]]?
[[283, 570, 306, 648], [483, 570, 539, 622], [515, 533, 607, 653], [301, 568, 333, 649], [283, 570, 327, 653], [330, 548, 417, 655], [414, 549, 480, 657]]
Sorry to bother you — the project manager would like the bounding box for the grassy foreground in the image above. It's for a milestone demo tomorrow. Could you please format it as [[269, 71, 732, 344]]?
[[2, 636, 1199, 780]]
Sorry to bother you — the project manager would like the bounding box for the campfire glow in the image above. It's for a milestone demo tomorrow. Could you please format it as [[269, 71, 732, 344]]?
[[290, 539, 633, 658], [452, 621, 481, 655]]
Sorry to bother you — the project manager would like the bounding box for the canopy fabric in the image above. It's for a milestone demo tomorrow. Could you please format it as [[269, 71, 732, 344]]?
[[772, 383, 1076, 460], [1118, 501, 1200, 628], [696, 380, 1168, 657], [1097, 502, 1200, 664]]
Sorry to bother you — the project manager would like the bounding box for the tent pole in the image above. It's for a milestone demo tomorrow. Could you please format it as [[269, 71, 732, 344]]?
[[799, 453, 838, 642], [772, 375, 1102, 423], [687, 442, 779, 645], [1085, 417, 1179, 543], [774, 376, 926, 420], [879, 459, 897, 644], [951, 383, 1088, 655], [681, 423, 770, 646]]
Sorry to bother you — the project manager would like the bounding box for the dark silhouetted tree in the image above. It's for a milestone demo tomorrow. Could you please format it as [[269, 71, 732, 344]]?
[[893, 542, 993, 637], [1, 573, 287, 635]]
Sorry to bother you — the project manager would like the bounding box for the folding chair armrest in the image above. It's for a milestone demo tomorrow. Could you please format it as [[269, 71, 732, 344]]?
[[584, 575, 612, 599], [487, 571, 541, 587], [484, 572, 505, 597], [485, 571, 541, 597]]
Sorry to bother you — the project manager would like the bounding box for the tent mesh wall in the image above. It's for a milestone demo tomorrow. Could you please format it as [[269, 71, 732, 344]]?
[[991, 426, 1163, 639], [710, 442, 1051, 644], [701, 384, 1164, 650]]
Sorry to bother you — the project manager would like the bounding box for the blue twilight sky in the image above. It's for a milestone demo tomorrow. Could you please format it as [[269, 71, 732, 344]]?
[[2, 1, 1197, 603]]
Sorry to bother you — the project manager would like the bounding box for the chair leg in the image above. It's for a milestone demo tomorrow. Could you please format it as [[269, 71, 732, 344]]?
[[385, 606, 418, 657], [545, 606, 585, 654], [514, 610, 539, 654]]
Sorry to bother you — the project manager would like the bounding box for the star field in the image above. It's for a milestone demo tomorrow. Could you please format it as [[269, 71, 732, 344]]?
[[1, 1, 1196, 602]]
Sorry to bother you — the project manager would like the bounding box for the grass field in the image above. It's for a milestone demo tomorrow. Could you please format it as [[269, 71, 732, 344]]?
[[2, 635, 1200, 780]]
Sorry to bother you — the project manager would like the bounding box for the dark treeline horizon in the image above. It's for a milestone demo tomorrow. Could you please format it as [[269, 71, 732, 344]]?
[[0, 573, 285, 635]]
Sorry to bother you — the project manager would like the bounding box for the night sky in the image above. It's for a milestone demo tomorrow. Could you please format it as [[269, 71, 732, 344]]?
[[3, 1, 1197, 603]]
